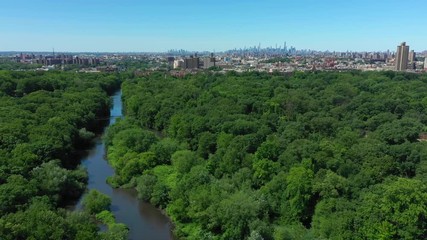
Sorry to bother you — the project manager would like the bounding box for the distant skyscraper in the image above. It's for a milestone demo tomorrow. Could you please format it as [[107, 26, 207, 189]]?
[[424, 58, 427, 71], [395, 42, 409, 71]]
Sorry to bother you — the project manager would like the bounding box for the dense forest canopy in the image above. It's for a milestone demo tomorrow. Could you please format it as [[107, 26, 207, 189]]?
[[0, 70, 124, 239], [105, 70, 427, 239]]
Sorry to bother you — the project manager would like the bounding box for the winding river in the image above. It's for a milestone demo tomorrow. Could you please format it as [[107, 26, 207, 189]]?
[[73, 90, 174, 240]]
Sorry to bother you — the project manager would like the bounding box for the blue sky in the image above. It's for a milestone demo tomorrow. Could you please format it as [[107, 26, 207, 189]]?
[[1, 0, 426, 52]]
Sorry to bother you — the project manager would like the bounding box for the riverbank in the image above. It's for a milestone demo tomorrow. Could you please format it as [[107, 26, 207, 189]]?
[[73, 90, 174, 240]]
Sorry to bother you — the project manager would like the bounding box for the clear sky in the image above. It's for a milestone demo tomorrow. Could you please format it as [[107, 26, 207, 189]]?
[[1, 0, 426, 52]]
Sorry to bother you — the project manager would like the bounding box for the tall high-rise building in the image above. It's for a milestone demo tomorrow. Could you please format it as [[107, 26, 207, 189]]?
[[184, 56, 199, 69], [173, 59, 184, 69], [167, 57, 175, 69], [203, 57, 216, 69], [203, 53, 216, 69], [408, 50, 416, 62], [395, 42, 409, 71], [424, 58, 427, 71]]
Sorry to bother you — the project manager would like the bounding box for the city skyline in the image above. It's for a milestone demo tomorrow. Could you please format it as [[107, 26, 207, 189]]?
[[1, 0, 427, 52]]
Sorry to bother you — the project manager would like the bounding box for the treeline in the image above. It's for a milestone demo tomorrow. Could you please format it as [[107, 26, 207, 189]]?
[[0, 59, 43, 71], [0, 70, 122, 239], [106, 70, 427, 239]]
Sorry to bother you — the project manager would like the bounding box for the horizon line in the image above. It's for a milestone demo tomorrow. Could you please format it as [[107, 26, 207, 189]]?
[[1, 48, 427, 54]]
